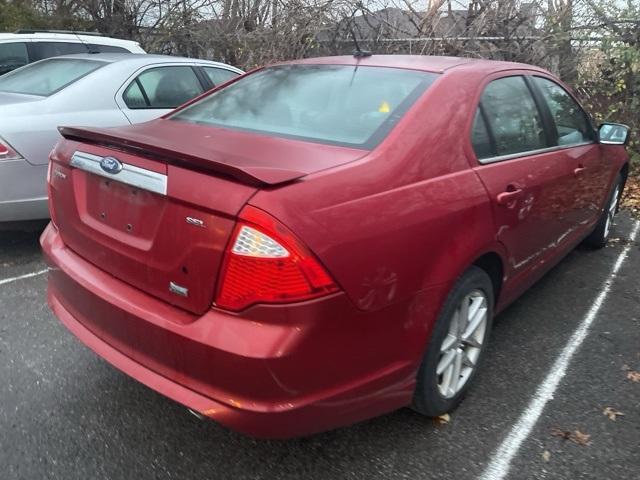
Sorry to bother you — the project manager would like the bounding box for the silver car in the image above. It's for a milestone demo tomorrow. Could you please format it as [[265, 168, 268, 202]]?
[[0, 53, 242, 222]]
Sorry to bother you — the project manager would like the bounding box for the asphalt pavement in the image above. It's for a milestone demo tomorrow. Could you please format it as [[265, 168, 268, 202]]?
[[0, 214, 638, 480]]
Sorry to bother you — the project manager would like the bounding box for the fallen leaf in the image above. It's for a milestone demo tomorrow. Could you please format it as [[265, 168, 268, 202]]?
[[621, 172, 640, 217], [627, 371, 640, 383], [603, 407, 625, 421], [570, 430, 591, 446], [542, 450, 551, 462], [551, 428, 591, 446], [434, 413, 450, 425], [551, 428, 571, 440]]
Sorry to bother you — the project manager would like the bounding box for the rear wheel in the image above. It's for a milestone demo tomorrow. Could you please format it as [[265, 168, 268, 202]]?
[[584, 175, 622, 249], [413, 266, 494, 416]]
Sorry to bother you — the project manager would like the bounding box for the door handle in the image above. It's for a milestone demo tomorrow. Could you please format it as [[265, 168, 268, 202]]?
[[574, 164, 586, 176], [496, 188, 523, 206]]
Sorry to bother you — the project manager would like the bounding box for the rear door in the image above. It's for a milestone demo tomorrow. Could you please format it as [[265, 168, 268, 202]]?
[[117, 65, 207, 123], [530, 76, 608, 225], [470, 74, 577, 278]]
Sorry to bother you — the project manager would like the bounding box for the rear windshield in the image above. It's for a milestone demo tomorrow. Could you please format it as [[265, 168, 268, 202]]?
[[171, 65, 438, 149], [0, 58, 103, 96]]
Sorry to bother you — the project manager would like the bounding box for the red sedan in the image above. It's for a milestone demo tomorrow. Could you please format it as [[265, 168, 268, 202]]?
[[41, 55, 630, 438]]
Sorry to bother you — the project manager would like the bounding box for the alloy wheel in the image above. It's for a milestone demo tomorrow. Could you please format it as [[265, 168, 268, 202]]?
[[604, 184, 620, 239], [437, 290, 488, 399]]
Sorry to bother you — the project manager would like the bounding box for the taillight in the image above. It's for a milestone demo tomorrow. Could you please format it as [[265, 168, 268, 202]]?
[[0, 137, 22, 161], [215, 206, 338, 311]]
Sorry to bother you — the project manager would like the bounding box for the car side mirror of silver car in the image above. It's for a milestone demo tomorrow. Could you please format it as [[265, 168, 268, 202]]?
[[598, 123, 630, 145]]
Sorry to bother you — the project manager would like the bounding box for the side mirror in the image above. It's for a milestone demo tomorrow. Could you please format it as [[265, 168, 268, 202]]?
[[598, 123, 630, 145]]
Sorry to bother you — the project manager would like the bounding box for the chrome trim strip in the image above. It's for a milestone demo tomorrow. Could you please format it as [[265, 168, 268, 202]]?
[[70, 151, 167, 196], [478, 141, 596, 165], [599, 140, 626, 145]]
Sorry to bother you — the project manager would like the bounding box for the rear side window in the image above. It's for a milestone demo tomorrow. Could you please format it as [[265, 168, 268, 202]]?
[[0, 42, 28, 75], [27, 42, 87, 61], [88, 44, 130, 53], [479, 76, 548, 158], [533, 77, 594, 146], [122, 80, 146, 108], [203, 67, 239, 86], [123, 66, 203, 109], [171, 65, 438, 149], [0, 58, 102, 96]]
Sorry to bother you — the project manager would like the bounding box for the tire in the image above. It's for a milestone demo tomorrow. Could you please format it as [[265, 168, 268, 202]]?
[[413, 266, 494, 417], [584, 174, 622, 249]]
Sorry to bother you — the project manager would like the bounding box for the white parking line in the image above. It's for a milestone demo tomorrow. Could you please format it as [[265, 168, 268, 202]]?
[[480, 220, 640, 480], [0, 268, 50, 287]]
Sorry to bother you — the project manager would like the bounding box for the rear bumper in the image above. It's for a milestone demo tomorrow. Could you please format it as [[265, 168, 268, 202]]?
[[41, 224, 440, 438], [0, 159, 49, 222], [0, 196, 49, 222]]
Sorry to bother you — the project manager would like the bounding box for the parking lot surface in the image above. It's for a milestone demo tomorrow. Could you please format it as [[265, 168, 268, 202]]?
[[1, 215, 639, 480]]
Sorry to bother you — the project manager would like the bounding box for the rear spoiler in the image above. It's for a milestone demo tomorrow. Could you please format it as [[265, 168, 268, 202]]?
[[58, 126, 307, 187]]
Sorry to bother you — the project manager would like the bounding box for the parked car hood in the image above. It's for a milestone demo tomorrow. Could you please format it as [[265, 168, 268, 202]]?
[[59, 119, 370, 186]]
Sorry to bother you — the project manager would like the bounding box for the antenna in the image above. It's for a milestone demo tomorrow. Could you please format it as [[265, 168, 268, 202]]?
[[347, 8, 372, 58], [71, 31, 99, 54], [350, 30, 372, 58]]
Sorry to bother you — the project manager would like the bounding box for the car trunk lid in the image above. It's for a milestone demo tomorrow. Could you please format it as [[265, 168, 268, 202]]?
[[0, 91, 44, 106], [59, 118, 368, 186], [49, 140, 256, 315], [50, 123, 366, 315]]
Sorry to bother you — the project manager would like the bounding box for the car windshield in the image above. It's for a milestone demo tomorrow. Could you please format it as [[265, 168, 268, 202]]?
[[171, 64, 438, 148], [0, 58, 103, 96]]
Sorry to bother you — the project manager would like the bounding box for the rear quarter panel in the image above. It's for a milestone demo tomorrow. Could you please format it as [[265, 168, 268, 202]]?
[[3, 109, 130, 166], [1, 65, 133, 166], [250, 68, 501, 319]]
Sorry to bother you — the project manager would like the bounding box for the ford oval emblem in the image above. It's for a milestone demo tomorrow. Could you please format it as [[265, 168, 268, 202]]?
[[100, 156, 123, 174]]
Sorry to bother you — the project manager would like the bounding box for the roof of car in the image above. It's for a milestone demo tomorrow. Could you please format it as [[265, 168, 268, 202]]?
[[278, 55, 547, 74], [0, 31, 142, 48], [38, 53, 243, 72]]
